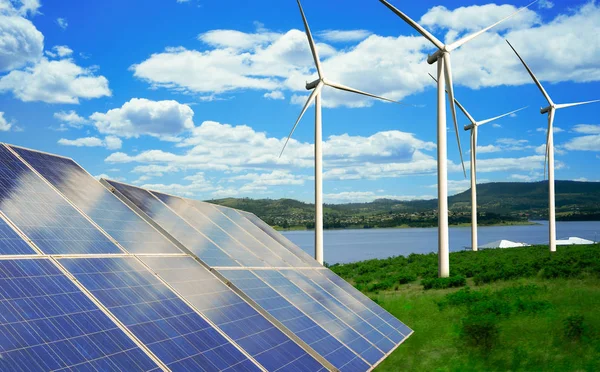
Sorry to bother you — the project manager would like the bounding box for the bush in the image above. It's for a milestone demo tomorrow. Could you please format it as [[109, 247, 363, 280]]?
[[514, 299, 552, 314], [460, 314, 500, 351], [438, 287, 489, 309], [563, 315, 586, 341], [470, 298, 512, 318], [422, 275, 466, 290]]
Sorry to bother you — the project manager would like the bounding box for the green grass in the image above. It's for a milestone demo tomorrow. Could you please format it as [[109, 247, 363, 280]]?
[[327, 244, 600, 371]]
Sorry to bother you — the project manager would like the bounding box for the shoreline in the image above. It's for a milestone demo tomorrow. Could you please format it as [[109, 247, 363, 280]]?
[[273, 220, 540, 231]]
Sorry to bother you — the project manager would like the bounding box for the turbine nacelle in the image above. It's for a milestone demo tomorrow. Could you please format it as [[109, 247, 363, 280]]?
[[464, 123, 476, 131], [540, 105, 553, 114], [427, 50, 444, 65], [305, 79, 320, 90]]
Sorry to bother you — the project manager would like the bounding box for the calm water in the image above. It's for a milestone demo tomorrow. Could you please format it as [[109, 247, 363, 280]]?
[[282, 221, 600, 264]]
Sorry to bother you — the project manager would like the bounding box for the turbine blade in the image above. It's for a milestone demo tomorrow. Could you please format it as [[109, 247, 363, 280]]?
[[506, 39, 553, 106], [443, 54, 466, 178], [429, 72, 476, 125], [544, 112, 552, 180], [324, 80, 407, 105], [378, 0, 444, 50], [279, 83, 323, 157], [477, 106, 528, 126], [297, 0, 323, 78], [555, 99, 600, 110], [447, 0, 538, 52], [473, 127, 478, 176]]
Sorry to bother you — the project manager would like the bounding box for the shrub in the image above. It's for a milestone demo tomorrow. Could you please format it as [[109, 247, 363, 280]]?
[[563, 315, 586, 341], [514, 299, 552, 314], [422, 275, 466, 290], [438, 287, 490, 309], [469, 298, 512, 318], [460, 314, 500, 351]]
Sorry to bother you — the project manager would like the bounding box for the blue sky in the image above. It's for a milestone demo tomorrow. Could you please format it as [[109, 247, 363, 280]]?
[[1, 0, 599, 203]]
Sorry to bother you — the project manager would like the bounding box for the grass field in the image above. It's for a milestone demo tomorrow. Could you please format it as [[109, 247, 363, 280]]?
[[329, 245, 600, 371]]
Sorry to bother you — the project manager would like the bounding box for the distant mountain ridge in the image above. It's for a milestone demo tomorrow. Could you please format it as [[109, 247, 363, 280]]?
[[207, 181, 600, 229]]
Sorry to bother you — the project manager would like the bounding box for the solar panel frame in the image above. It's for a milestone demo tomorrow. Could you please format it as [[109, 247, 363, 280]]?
[[0, 257, 164, 371], [140, 256, 330, 372], [10, 145, 183, 256], [59, 256, 263, 371], [0, 145, 122, 255]]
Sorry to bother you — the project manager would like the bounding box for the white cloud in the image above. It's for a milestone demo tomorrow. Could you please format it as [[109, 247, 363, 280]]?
[[264, 90, 284, 100], [538, 0, 554, 10], [492, 123, 502, 128], [228, 170, 307, 191], [535, 143, 566, 155], [324, 191, 434, 203], [90, 98, 194, 139], [572, 124, 600, 134], [0, 111, 12, 131], [58, 136, 122, 150], [510, 174, 539, 182], [536, 126, 563, 133], [54, 110, 87, 127], [45, 45, 73, 58], [475, 144, 502, 154], [141, 172, 215, 197], [0, 58, 111, 103], [563, 135, 600, 151], [56, 17, 67, 30], [317, 30, 372, 43], [0, 10, 43, 71]]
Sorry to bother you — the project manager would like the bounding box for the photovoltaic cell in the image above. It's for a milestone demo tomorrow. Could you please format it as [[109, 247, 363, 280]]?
[[11, 146, 181, 255], [141, 256, 326, 372], [223, 269, 384, 366], [60, 257, 260, 371], [151, 191, 274, 267], [218, 269, 369, 372], [320, 270, 413, 337], [0, 259, 159, 371], [197, 202, 309, 267], [239, 211, 321, 267], [0, 216, 36, 255], [281, 270, 395, 354], [0, 146, 120, 255], [106, 180, 239, 267], [302, 270, 406, 344]]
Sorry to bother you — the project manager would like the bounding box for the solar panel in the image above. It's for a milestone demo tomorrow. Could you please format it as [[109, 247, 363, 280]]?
[[0, 216, 36, 255], [105, 180, 239, 267], [0, 146, 121, 255], [238, 210, 321, 267], [11, 146, 182, 255], [302, 269, 407, 343], [151, 191, 278, 267], [320, 270, 413, 337], [197, 202, 311, 267], [140, 256, 327, 372], [0, 259, 159, 371], [60, 257, 261, 371], [280, 270, 396, 354], [222, 269, 384, 366]]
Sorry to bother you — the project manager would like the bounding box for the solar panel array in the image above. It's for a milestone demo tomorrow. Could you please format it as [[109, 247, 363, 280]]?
[[0, 143, 412, 371]]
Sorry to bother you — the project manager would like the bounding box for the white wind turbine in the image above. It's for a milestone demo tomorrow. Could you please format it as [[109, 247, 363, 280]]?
[[506, 39, 600, 253], [280, 0, 402, 265], [378, 0, 535, 277], [429, 73, 527, 252]]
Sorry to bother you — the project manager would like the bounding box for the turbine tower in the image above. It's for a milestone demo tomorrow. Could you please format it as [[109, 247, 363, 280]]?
[[379, 0, 534, 277], [507, 39, 600, 252], [429, 74, 526, 252], [281, 0, 401, 265]]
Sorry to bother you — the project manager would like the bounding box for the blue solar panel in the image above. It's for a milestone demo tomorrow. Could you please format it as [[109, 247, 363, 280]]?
[[12, 146, 181, 255], [223, 269, 383, 366], [141, 256, 326, 372], [151, 192, 274, 267], [0, 259, 159, 371], [106, 180, 239, 267], [0, 216, 36, 255], [60, 257, 260, 371], [302, 270, 406, 344], [320, 270, 413, 337], [239, 211, 322, 267], [0, 146, 120, 255], [281, 270, 395, 354], [194, 202, 309, 267]]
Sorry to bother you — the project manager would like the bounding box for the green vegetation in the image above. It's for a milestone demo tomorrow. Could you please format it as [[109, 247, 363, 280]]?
[[328, 244, 600, 371], [207, 180, 600, 229]]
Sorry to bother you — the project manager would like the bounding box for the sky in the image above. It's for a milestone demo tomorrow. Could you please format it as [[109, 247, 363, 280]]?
[[0, 0, 599, 204]]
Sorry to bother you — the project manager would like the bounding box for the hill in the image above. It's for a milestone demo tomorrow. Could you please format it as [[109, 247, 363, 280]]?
[[207, 181, 600, 229]]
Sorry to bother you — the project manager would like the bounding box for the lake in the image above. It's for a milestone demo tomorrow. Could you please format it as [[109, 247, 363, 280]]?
[[282, 221, 600, 264]]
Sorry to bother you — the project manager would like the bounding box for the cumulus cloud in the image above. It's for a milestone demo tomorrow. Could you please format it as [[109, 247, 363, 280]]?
[[45, 45, 73, 58], [54, 110, 87, 128], [536, 126, 563, 133], [58, 136, 122, 150], [90, 98, 194, 139], [264, 90, 284, 100], [56, 17, 67, 29], [0, 111, 12, 131], [0, 58, 111, 103], [317, 30, 372, 42], [130, 2, 600, 107], [0, 3, 44, 71]]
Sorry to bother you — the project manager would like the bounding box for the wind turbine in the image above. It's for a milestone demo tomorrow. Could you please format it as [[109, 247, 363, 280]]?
[[378, 0, 535, 277], [506, 39, 600, 253], [429, 74, 527, 252], [280, 0, 402, 265]]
